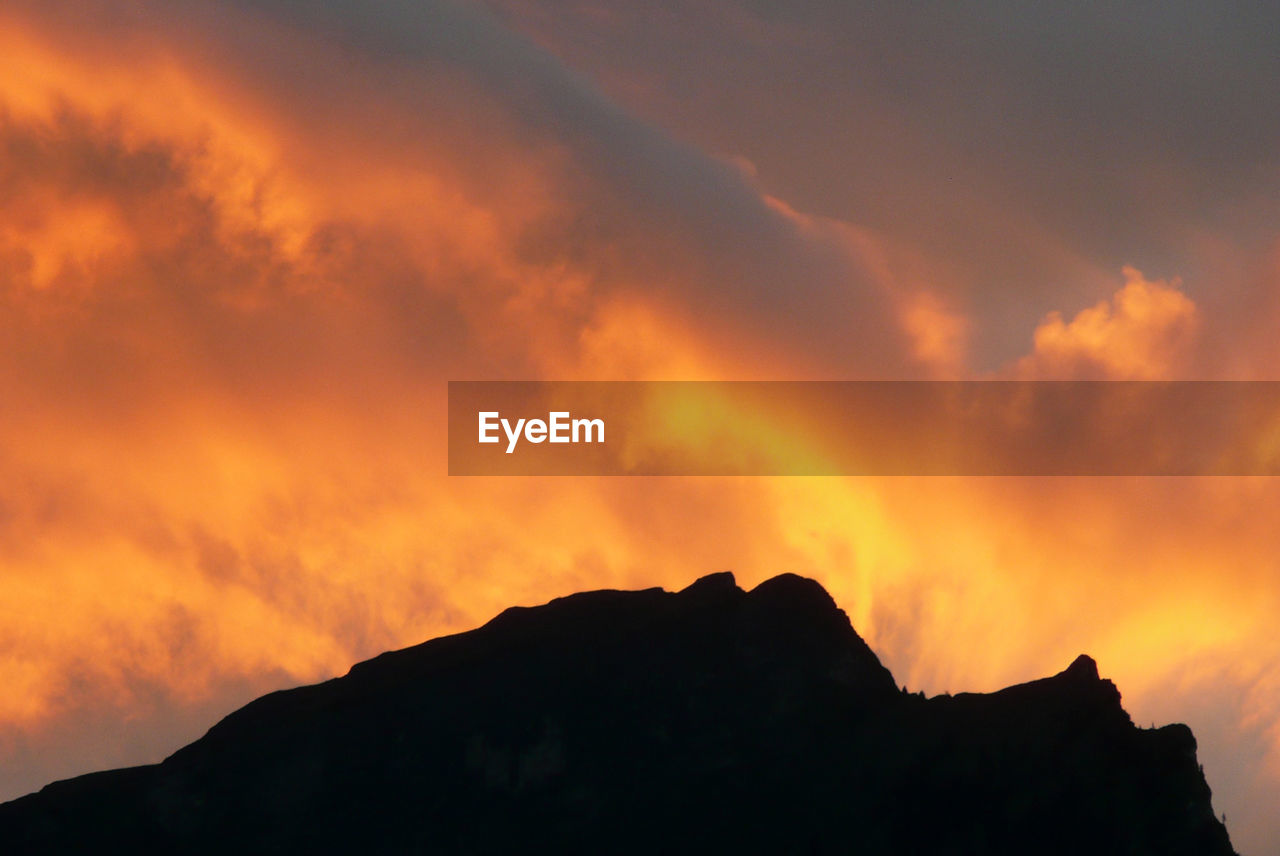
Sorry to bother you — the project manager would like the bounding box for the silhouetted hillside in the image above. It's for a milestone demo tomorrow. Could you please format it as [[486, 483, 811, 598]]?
[[0, 572, 1235, 854]]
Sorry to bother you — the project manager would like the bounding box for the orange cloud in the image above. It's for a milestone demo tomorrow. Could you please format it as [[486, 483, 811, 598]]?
[[1013, 266, 1199, 379]]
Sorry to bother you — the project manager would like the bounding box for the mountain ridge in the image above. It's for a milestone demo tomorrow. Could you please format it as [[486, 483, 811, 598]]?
[[0, 572, 1236, 855]]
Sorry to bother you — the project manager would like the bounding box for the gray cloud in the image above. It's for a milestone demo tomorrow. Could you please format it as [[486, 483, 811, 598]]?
[[481, 0, 1280, 367]]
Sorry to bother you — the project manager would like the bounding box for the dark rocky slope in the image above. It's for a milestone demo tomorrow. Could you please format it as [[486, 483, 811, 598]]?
[[0, 572, 1235, 854]]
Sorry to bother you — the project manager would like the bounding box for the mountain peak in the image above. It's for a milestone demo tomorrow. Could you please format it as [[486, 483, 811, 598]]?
[[679, 570, 737, 594], [749, 571, 839, 608], [1062, 653, 1100, 680]]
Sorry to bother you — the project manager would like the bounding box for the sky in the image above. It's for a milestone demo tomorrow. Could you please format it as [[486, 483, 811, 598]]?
[[1, 0, 1278, 850]]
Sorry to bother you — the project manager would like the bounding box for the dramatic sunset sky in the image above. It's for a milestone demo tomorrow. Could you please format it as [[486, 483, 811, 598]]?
[[2, 1, 1279, 851]]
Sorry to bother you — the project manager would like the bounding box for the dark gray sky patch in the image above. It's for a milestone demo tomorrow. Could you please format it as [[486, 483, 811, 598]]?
[[482, 0, 1280, 368]]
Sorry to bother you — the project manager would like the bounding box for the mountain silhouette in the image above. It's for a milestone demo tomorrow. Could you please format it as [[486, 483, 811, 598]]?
[[0, 572, 1235, 854]]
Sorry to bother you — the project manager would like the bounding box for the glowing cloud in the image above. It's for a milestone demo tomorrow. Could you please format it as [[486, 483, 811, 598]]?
[[1013, 267, 1199, 380]]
